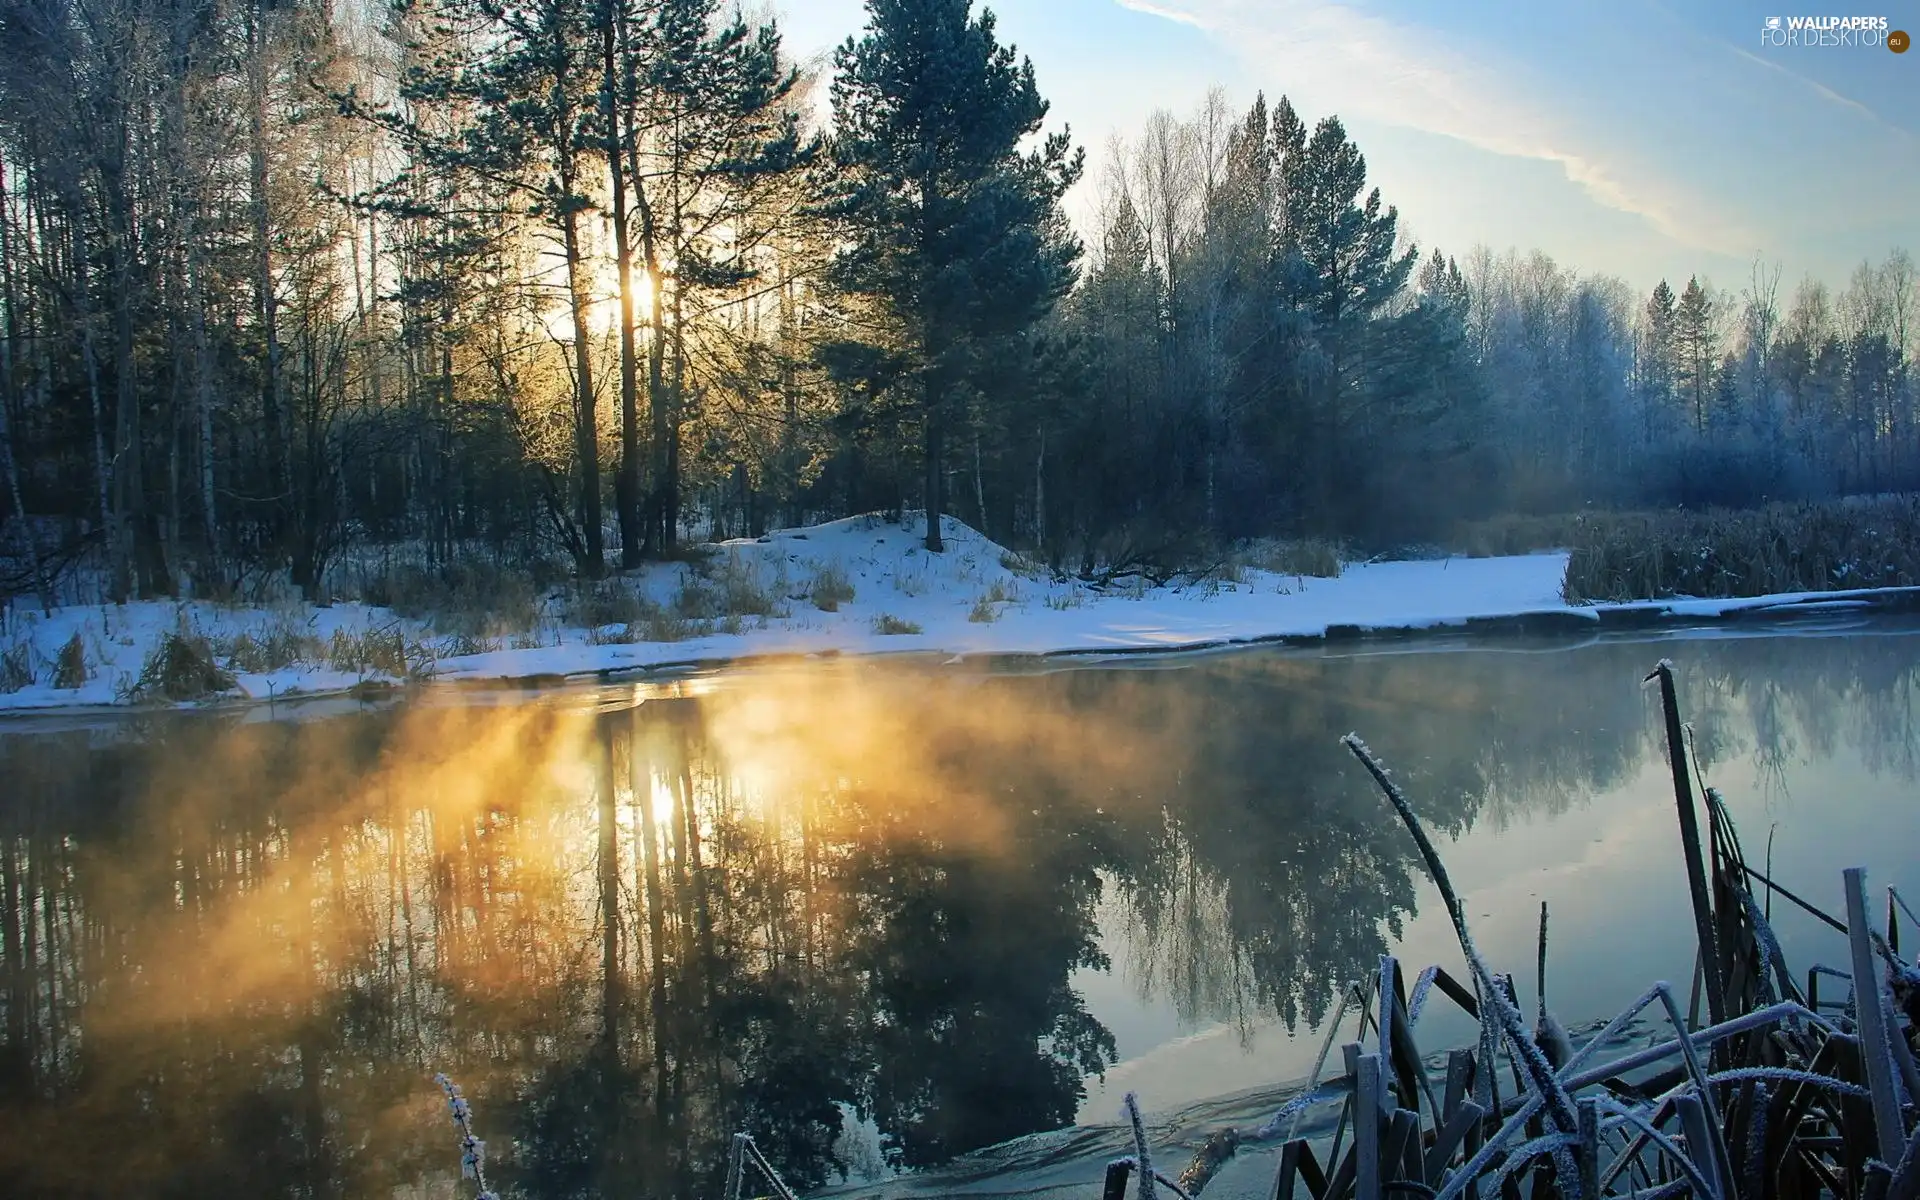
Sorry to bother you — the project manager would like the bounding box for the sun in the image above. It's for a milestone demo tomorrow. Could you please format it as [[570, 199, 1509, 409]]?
[[542, 257, 653, 342]]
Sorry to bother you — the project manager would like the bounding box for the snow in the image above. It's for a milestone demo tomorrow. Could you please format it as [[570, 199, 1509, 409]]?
[[0, 512, 1910, 714]]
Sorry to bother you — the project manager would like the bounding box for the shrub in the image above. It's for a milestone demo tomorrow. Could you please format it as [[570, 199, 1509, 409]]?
[[807, 564, 856, 612], [717, 556, 786, 617], [968, 579, 1017, 623], [1236, 537, 1344, 578], [129, 633, 235, 702], [871, 614, 922, 635], [52, 632, 89, 689], [441, 632, 501, 658], [562, 577, 645, 629], [672, 575, 725, 620], [328, 627, 425, 677], [0, 640, 30, 692], [1560, 498, 1920, 602], [1450, 513, 1591, 558], [641, 610, 694, 642], [219, 620, 322, 674], [675, 554, 785, 620], [998, 550, 1047, 581], [1044, 587, 1088, 611], [892, 568, 928, 598], [361, 559, 540, 636]]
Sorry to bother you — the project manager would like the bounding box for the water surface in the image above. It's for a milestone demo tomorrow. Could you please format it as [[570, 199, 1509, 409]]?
[[2, 624, 1917, 1198]]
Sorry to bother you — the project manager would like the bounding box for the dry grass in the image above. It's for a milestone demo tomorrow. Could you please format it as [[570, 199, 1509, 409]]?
[[968, 578, 1018, 623], [217, 620, 324, 674], [1234, 537, 1345, 579], [126, 632, 235, 702], [0, 639, 30, 692], [327, 627, 427, 677], [807, 564, 856, 612], [1561, 497, 1920, 602], [1450, 512, 1595, 559], [998, 549, 1048, 581], [561, 577, 646, 629], [870, 613, 922, 636], [1044, 586, 1089, 611], [675, 554, 787, 621], [51, 632, 88, 689], [359, 559, 541, 637]]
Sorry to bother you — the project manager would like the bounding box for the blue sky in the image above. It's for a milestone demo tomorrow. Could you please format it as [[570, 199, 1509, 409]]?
[[775, 0, 1920, 297]]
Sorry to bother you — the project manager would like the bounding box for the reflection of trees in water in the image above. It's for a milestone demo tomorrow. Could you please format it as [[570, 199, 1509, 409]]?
[[1090, 634, 1920, 1037], [0, 687, 1125, 1197], [2, 632, 1918, 1197]]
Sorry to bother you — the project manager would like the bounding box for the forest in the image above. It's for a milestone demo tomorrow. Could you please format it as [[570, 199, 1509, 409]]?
[[0, 0, 1916, 608]]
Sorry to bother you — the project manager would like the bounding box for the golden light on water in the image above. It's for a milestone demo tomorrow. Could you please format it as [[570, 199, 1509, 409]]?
[[10, 640, 1920, 1197]]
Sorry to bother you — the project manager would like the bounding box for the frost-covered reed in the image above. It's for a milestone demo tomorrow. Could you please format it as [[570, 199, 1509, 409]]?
[[432, 1073, 498, 1200], [1114, 659, 1919, 1200]]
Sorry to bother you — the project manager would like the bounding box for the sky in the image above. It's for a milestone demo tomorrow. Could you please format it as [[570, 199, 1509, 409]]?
[[774, 0, 1920, 298]]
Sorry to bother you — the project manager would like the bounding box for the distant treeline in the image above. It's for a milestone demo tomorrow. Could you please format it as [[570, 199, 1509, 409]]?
[[0, 0, 1913, 605]]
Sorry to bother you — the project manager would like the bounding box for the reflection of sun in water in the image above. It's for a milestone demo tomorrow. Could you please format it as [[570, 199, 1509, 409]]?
[[649, 773, 677, 828]]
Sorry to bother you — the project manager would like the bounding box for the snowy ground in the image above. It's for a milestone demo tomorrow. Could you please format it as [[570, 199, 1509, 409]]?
[[0, 512, 1903, 713]]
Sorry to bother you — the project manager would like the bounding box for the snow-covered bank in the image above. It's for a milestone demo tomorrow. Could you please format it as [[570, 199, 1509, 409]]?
[[3, 513, 1916, 714]]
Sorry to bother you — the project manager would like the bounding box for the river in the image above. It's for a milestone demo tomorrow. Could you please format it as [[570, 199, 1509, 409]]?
[[2, 622, 1917, 1198]]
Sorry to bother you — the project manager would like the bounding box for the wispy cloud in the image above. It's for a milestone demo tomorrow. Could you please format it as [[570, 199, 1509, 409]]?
[[1725, 45, 1916, 148], [1112, 0, 1211, 30], [1108, 0, 1768, 259]]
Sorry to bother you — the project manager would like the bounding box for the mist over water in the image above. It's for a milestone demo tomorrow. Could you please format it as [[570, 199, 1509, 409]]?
[[2, 625, 1918, 1198]]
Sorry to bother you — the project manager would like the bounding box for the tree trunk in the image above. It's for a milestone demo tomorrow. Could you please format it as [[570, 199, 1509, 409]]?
[[972, 434, 986, 534], [187, 225, 218, 566], [667, 285, 684, 549], [561, 199, 605, 575], [108, 179, 147, 595], [0, 161, 49, 612], [923, 391, 944, 553], [1034, 427, 1046, 548], [249, 3, 284, 551], [635, 180, 669, 555], [602, 16, 643, 568], [68, 205, 125, 600]]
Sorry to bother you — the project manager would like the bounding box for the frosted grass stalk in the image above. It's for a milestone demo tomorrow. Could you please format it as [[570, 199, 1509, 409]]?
[[432, 1073, 498, 1200]]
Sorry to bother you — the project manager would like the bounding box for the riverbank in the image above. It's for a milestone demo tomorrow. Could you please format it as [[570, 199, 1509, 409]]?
[[6, 512, 1920, 714]]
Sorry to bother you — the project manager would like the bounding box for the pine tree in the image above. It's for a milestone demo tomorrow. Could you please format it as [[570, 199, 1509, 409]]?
[[1674, 276, 1717, 435], [1277, 113, 1416, 526], [824, 0, 1082, 552], [1067, 192, 1162, 538], [1640, 280, 1677, 443]]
